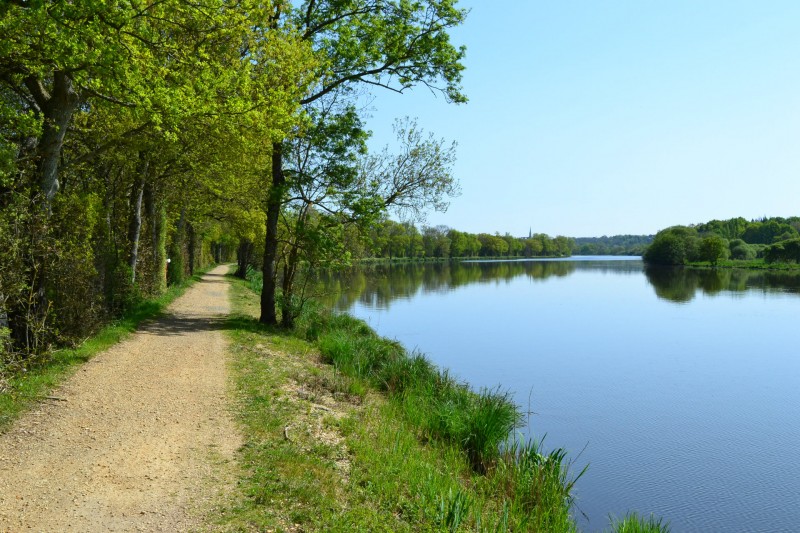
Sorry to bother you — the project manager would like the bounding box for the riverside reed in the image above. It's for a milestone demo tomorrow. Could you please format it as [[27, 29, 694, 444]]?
[[222, 271, 669, 532]]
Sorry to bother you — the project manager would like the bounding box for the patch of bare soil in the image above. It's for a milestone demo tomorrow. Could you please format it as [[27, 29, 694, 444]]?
[[0, 265, 240, 532]]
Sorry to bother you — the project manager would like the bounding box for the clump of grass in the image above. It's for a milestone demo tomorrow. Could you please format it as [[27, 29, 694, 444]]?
[[312, 309, 521, 474], [607, 512, 671, 532], [492, 436, 587, 531]]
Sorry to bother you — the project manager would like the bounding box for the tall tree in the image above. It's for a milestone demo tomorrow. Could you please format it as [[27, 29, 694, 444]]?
[[277, 111, 458, 327], [259, 0, 468, 325]]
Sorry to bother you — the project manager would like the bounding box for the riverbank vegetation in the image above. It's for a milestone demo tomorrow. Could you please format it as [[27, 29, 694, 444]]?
[[221, 274, 669, 532], [643, 216, 800, 267]]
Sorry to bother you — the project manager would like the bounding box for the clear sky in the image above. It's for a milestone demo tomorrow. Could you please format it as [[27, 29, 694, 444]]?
[[363, 1, 800, 238]]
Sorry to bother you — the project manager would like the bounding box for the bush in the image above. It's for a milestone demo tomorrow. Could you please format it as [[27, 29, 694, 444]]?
[[765, 238, 800, 263], [643, 227, 698, 265], [730, 242, 756, 260], [697, 235, 729, 265]]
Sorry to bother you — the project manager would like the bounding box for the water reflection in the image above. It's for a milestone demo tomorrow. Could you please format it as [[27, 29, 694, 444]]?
[[312, 256, 800, 532], [316, 258, 641, 310], [317, 258, 800, 309], [644, 265, 800, 303]]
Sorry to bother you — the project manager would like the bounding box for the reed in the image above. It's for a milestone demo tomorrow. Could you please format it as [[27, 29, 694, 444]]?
[[607, 512, 671, 532]]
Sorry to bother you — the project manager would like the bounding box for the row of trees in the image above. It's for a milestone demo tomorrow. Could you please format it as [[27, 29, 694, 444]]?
[[1, 0, 470, 360], [643, 216, 800, 265], [572, 235, 653, 256], [365, 220, 576, 259]]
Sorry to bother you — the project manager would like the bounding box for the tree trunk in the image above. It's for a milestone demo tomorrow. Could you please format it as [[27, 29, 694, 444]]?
[[28, 72, 80, 209], [127, 157, 148, 284], [236, 239, 253, 279], [280, 243, 299, 329], [187, 223, 196, 276], [168, 207, 186, 285], [260, 141, 284, 326], [8, 73, 80, 352]]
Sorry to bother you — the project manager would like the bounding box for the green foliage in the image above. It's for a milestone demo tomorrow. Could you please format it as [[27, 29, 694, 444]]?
[[364, 220, 575, 260], [492, 437, 586, 532], [765, 238, 800, 264], [0, 0, 315, 361], [311, 307, 524, 475], [697, 235, 729, 265], [728, 239, 756, 260], [742, 220, 798, 244], [607, 512, 671, 533], [643, 227, 698, 265], [574, 235, 654, 256], [293, 0, 468, 105]]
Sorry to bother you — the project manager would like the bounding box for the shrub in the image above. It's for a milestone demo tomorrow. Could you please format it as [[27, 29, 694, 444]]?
[[765, 238, 800, 264], [643, 227, 699, 265]]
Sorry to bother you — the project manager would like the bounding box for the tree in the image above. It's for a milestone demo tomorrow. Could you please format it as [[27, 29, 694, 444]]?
[[698, 235, 729, 265], [643, 227, 698, 265], [259, 0, 468, 326], [276, 114, 458, 327], [1, 0, 314, 354], [765, 238, 800, 264]]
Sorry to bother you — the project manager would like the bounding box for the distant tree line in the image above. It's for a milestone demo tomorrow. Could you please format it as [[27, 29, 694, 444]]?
[[363, 220, 576, 259], [572, 235, 653, 256], [643, 216, 800, 265]]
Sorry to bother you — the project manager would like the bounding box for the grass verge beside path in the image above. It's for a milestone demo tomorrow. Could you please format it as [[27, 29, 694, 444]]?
[[0, 266, 215, 431], [219, 275, 669, 532]]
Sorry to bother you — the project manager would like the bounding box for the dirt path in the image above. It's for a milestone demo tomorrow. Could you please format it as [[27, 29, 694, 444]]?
[[0, 265, 240, 532]]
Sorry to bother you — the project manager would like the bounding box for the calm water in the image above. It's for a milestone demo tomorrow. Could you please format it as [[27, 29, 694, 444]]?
[[319, 257, 800, 532]]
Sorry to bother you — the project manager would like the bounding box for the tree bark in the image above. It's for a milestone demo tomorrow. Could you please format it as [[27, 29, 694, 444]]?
[[280, 242, 299, 329], [167, 207, 186, 285], [27, 72, 80, 209], [236, 238, 253, 279], [187, 222, 196, 276], [260, 141, 284, 326], [127, 156, 148, 284]]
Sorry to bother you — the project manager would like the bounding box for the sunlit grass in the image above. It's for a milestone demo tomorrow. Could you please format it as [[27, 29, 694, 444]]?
[[607, 512, 671, 533]]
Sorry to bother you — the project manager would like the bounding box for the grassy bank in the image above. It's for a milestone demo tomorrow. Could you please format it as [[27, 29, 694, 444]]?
[[0, 266, 214, 431], [219, 274, 669, 532]]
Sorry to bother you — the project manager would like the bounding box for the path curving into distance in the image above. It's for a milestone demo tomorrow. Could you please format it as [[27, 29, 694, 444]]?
[[0, 265, 240, 532]]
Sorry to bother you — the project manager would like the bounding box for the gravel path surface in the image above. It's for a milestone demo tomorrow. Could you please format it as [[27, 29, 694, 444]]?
[[0, 265, 240, 532]]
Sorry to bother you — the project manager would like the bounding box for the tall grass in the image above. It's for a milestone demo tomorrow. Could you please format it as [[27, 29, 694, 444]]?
[[297, 304, 585, 525], [607, 512, 671, 532]]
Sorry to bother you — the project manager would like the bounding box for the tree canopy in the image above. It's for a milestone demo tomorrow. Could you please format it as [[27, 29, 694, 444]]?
[[643, 216, 800, 265]]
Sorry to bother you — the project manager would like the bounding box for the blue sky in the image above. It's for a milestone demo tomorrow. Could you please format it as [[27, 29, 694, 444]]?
[[364, 1, 800, 238]]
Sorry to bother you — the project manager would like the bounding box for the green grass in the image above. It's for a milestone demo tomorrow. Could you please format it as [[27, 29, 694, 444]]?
[[220, 275, 604, 531], [0, 266, 215, 431], [607, 512, 671, 532]]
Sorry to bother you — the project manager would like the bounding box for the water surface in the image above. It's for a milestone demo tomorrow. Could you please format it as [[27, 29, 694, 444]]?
[[319, 258, 800, 532]]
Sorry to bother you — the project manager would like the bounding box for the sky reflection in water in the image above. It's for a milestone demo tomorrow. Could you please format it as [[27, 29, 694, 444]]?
[[320, 258, 800, 532]]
